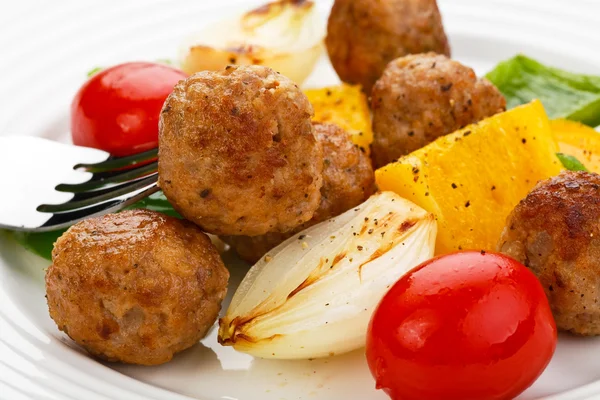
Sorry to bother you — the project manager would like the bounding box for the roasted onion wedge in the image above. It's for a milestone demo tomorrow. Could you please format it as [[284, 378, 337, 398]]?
[[218, 192, 437, 359], [180, 0, 325, 84]]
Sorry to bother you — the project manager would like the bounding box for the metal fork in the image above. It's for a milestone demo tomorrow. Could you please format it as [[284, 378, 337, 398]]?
[[0, 136, 159, 232]]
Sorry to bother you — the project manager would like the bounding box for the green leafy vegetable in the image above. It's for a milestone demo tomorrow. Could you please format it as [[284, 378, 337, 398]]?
[[556, 153, 589, 172], [9, 191, 179, 261], [486, 55, 600, 127], [11, 229, 65, 260]]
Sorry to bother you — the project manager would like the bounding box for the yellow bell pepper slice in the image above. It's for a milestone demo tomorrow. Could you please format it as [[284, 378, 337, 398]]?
[[376, 100, 563, 254]]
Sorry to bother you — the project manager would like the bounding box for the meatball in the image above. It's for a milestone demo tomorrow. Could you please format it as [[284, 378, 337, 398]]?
[[371, 53, 506, 168], [45, 210, 229, 365], [326, 0, 450, 94], [159, 65, 323, 236], [498, 171, 600, 336], [222, 123, 375, 263]]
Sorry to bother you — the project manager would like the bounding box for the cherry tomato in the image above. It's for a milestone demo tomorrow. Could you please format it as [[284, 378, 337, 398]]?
[[71, 62, 187, 156], [366, 251, 556, 400]]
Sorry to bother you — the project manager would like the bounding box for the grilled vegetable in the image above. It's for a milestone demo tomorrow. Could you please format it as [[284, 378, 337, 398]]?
[[305, 84, 373, 153], [180, 0, 324, 85], [376, 101, 563, 254], [218, 192, 437, 359]]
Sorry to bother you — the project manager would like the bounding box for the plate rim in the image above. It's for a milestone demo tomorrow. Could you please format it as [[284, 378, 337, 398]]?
[[3, 0, 600, 399]]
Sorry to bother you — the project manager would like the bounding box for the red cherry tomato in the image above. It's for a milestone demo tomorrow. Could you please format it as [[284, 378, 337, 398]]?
[[71, 62, 187, 156], [366, 251, 556, 400]]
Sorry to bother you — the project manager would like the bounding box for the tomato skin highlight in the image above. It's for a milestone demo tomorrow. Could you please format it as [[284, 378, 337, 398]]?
[[366, 251, 557, 400], [71, 62, 187, 156]]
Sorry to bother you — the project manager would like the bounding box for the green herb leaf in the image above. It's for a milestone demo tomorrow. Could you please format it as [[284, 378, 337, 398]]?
[[556, 153, 589, 172], [11, 229, 65, 260], [86, 66, 103, 77], [487, 55, 600, 127], [8, 191, 179, 260]]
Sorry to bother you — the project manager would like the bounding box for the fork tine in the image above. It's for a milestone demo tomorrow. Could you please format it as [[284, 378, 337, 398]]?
[[56, 161, 158, 193], [37, 174, 158, 213], [59, 174, 158, 202], [75, 148, 158, 173], [37, 184, 161, 231]]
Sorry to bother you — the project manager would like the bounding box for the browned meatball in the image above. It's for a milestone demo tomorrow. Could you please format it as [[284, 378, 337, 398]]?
[[498, 171, 600, 336], [222, 123, 375, 263], [371, 53, 506, 167], [45, 210, 229, 365], [326, 0, 450, 94], [159, 65, 323, 236]]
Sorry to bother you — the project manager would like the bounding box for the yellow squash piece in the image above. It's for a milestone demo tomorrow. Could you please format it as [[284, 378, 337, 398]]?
[[376, 100, 563, 254], [304, 84, 372, 153], [551, 119, 600, 173]]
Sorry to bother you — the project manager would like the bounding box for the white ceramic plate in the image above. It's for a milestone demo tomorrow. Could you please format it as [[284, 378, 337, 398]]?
[[2, 1, 600, 399]]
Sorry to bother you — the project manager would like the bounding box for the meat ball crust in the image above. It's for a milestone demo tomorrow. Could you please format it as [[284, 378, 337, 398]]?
[[310, 123, 376, 221], [326, 0, 450, 93], [498, 172, 600, 336], [46, 210, 229, 365], [159, 65, 323, 236], [223, 122, 375, 263], [371, 53, 506, 168]]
